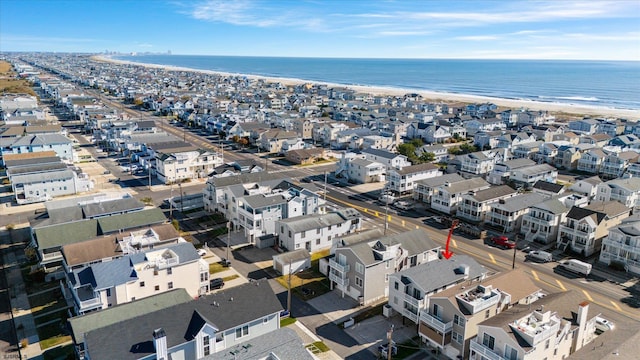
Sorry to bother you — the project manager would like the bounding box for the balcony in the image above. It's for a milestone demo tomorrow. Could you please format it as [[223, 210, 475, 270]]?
[[469, 340, 502, 360], [404, 293, 421, 307], [329, 272, 349, 287], [403, 309, 419, 323], [41, 251, 63, 265], [73, 285, 103, 313], [329, 259, 350, 273], [420, 312, 453, 333]]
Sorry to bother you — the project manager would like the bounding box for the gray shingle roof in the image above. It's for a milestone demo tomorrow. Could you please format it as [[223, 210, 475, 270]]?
[[531, 198, 569, 215], [415, 173, 464, 188], [395, 255, 486, 293], [97, 208, 167, 234], [439, 177, 490, 194], [242, 193, 287, 209], [395, 162, 439, 176], [492, 193, 547, 212], [469, 185, 516, 202], [362, 147, 400, 159], [346, 229, 440, 266], [203, 327, 314, 360], [10, 169, 74, 184], [208, 172, 289, 188], [84, 280, 282, 360], [278, 209, 360, 233], [68, 289, 193, 345], [82, 197, 145, 218]]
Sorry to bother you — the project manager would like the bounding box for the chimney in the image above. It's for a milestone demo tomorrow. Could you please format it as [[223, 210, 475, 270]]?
[[575, 301, 590, 352], [153, 328, 168, 360]]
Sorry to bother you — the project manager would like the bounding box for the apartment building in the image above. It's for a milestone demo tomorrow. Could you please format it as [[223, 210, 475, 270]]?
[[595, 178, 640, 212], [154, 142, 222, 184], [347, 158, 386, 183], [420, 269, 542, 359], [457, 185, 518, 223], [327, 229, 440, 305], [558, 201, 630, 257], [361, 147, 411, 171], [600, 151, 638, 179], [276, 208, 362, 252], [413, 173, 465, 204], [509, 164, 558, 189], [66, 242, 209, 315]]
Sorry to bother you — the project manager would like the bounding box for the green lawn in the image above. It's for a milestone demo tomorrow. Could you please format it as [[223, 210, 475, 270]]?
[[280, 317, 297, 327], [37, 322, 72, 350], [209, 263, 228, 274]]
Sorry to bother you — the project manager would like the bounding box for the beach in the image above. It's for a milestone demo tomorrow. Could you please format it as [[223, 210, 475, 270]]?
[[94, 55, 640, 119]]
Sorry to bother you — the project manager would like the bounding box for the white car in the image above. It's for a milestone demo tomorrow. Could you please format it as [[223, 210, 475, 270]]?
[[595, 316, 614, 332], [197, 249, 207, 257]]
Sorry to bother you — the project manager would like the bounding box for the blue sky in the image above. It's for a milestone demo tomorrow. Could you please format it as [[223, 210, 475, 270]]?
[[1, 0, 639, 60]]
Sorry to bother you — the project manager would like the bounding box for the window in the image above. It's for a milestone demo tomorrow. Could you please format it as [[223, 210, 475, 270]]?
[[355, 262, 364, 274], [316, 228, 320, 234], [301, 231, 306, 238], [454, 314, 465, 326], [288, 231, 292, 237], [482, 333, 495, 350], [203, 335, 210, 356], [155, 285, 160, 291], [485, 309, 490, 319], [394, 281, 399, 290], [106, 289, 111, 297], [504, 345, 518, 360], [168, 282, 173, 289], [452, 331, 463, 344], [545, 339, 550, 349], [167, 268, 172, 275], [235, 325, 249, 339], [281, 226, 284, 233], [355, 276, 363, 288], [316, 239, 320, 245], [140, 281, 145, 287]]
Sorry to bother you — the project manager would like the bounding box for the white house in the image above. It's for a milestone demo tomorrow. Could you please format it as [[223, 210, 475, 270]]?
[[600, 216, 640, 275], [430, 178, 491, 215], [387, 163, 442, 195]]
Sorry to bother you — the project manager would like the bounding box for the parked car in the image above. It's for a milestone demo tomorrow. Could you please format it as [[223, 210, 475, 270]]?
[[527, 250, 553, 263], [559, 259, 592, 276], [219, 258, 231, 267], [491, 236, 516, 249], [197, 249, 207, 257], [210, 278, 225, 290], [595, 316, 614, 332]]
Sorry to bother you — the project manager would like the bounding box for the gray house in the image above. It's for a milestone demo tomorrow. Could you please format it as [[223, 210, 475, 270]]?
[[327, 229, 441, 306]]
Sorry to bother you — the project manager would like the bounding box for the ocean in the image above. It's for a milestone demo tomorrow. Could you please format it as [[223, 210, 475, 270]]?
[[113, 55, 640, 111]]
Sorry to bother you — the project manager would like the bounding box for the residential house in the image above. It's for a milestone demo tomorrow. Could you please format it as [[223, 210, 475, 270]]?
[[458, 151, 498, 176], [520, 198, 570, 245], [609, 134, 640, 149], [471, 291, 602, 360], [415, 144, 449, 163], [569, 176, 603, 199], [421, 269, 542, 359], [512, 140, 543, 160], [431, 178, 492, 215], [258, 129, 299, 153], [473, 131, 502, 150], [457, 185, 518, 223], [81, 280, 283, 360], [600, 216, 640, 275], [1, 133, 74, 163], [66, 242, 209, 315], [414, 173, 465, 205], [236, 181, 323, 244], [568, 118, 599, 135], [276, 208, 362, 252], [554, 145, 582, 170], [558, 201, 630, 257], [486, 193, 547, 233], [154, 142, 222, 184], [595, 177, 640, 211], [292, 118, 314, 139], [285, 148, 326, 165], [362, 148, 411, 171], [495, 132, 536, 150], [327, 229, 440, 305], [531, 180, 565, 198], [486, 158, 535, 186], [577, 147, 608, 174], [387, 163, 442, 195], [387, 255, 487, 324], [581, 133, 612, 147], [209, 160, 263, 178], [424, 124, 452, 144], [68, 289, 194, 360], [600, 151, 638, 179], [464, 118, 506, 135], [347, 158, 386, 184], [509, 164, 558, 189]]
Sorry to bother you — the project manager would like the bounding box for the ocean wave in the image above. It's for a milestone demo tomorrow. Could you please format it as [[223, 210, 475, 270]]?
[[555, 96, 600, 101]]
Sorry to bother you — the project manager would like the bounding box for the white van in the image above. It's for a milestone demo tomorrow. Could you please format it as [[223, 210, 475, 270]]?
[[527, 250, 553, 263], [560, 259, 592, 276]]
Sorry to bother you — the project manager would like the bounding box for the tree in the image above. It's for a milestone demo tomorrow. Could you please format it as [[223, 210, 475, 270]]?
[[419, 152, 436, 162], [409, 138, 424, 148], [397, 143, 416, 159]]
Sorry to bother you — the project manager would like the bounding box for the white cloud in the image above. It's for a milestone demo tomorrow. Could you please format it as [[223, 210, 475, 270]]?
[[455, 35, 499, 41]]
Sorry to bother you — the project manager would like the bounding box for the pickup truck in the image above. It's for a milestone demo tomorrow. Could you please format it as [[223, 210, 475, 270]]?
[[491, 236, 516, 249]]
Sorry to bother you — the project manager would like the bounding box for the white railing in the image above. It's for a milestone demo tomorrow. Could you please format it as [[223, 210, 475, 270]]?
[[329, 272, 349, 286], [403, 309, 419, 323], [329, 259, 350, 273], [420, 312, 453, 333], [469, 341, 502, 360], [404, 293, 421, 307]]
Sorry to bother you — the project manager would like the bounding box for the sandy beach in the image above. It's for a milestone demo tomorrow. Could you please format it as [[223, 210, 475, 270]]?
[[94, 55, 640, 119]]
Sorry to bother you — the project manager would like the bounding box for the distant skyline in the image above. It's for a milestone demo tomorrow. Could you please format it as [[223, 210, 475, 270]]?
[[1, 0, 639, 60]]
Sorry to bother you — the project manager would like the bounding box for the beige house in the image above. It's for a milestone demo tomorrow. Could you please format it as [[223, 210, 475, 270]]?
[[419, 269, 542, 359]]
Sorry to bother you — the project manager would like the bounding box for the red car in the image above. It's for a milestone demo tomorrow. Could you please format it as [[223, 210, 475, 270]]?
[[491, 236, 516, 249]]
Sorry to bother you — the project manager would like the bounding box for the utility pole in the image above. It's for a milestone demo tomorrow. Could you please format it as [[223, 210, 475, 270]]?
[[512, 236, 518, 269], [323, 171, 328, 212], [169, 184, 173, 219], [148, 164, 152, 190], [383, 191, 390, 236], [226, 221, 231, 262], [387, 325, 394, 360], [287, 259, 293, 313], [179, 182, 183, 213]]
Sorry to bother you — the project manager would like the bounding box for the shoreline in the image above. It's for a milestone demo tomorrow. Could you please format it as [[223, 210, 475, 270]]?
[[92, 55, 640, 119]]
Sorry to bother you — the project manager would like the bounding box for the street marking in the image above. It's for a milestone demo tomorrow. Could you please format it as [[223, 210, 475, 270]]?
[[610, 301, 621, 311], [582, 290, 593, 301], [387, 215, 392, 222], [488, 253, 497, 264], [402, 220, 405, 227], [416, 225, 419, 229], [531, 270, 540, 281], [375, 211, 379, 217], [452, 239, 458, 248], [555, 279, 567, 291]]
